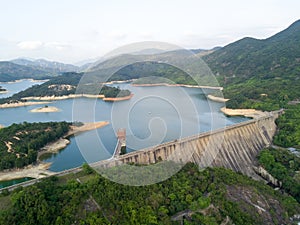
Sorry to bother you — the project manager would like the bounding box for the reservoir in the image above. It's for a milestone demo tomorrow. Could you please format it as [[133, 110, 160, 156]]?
[[0, 80, 248, 172]]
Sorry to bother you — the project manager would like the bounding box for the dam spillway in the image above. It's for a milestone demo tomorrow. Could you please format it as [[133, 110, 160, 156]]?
[[92, 111, 281, 177]]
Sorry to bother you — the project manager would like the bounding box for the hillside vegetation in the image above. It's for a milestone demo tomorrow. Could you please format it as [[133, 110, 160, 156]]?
[[0, 163, 299, 224], [87, 50, 218, 87], [0, 122, 70, 170], [111, 62, 197, 85], [202, 20, 300, 149], [0, 61, 58, 82], [204, 19, 300, 111], [11, 58, 79, 74], [258, 148, 300, 203]]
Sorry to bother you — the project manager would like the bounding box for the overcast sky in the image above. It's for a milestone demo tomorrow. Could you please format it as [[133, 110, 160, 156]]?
[[0, 0, 299, 64]]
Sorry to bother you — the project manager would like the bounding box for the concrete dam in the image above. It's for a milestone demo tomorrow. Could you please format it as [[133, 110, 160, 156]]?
[[0, 110, 282, 192], [94, 110, 281, 177]]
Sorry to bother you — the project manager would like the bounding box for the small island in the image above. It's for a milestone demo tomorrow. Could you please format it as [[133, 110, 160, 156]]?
[[30, 105, 60, 113], [0, 100, 51, 108], [0, 86, 7, 94]]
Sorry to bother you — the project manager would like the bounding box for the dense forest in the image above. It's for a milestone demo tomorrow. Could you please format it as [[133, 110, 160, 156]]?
[[111, 62, 197, 85], [0, 122, 70, 170], [0, 163, 299, 224], [273, 104, 300, 148], [258, 148, 300, 203]]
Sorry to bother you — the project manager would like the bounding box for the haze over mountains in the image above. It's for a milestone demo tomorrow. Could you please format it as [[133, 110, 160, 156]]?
[[0, 19, 299, 89], [11, 58, 79, 73]]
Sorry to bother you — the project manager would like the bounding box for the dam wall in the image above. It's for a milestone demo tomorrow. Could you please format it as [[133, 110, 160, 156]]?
[[93, 111, 281, 177]]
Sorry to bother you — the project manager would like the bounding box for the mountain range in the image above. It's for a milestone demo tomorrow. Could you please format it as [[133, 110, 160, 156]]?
[[11, 58, 79, 73], [1, 19, 299, 110], [0, 61, 56, 82]]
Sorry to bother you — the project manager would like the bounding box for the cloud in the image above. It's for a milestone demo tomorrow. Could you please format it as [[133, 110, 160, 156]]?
[[44, 42, 71, 51], [17, 41, 72, 51], [17, 41, 43, 50]]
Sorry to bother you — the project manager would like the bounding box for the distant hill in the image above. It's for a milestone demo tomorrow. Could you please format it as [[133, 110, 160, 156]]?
[[86, 49, 218, 86], [203, 19, 300, 110], [11, 58, 79, 73], [0, 61, 57, 82], [204, 20, 300, 83]]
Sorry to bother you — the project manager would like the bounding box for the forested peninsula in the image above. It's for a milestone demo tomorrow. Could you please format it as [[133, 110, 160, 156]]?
[[0, 122, 71, 170], [0, 72, 131, 106]]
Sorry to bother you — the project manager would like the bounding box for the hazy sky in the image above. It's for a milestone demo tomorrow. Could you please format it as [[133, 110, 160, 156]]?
[[0, 0, 299, 63]]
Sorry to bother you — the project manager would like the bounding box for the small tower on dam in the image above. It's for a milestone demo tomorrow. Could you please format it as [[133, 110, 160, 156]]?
[[117, 128, 126, 155]]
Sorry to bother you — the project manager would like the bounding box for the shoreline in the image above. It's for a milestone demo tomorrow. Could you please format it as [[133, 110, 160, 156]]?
[[0, 101, 52, 109], [0, 78, 48, 84], [131, 83, 223, 90], [30, 106, 60, 113], [38, 138, 70, 160], [0, 163, 55, 181], [103, 94, 134, 101], [102, 79, 135, 85], [0, 92, 133, 109], [220, 107, 268, 119], [22, 94, 105, 101], [67, 121, 110, 136], [38, 121, 109, 159], [1, 121, 109, 182], [207, 94, 229, 103]]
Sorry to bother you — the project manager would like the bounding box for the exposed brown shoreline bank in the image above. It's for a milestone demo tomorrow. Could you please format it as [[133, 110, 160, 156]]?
[[22, 94, 105, 101], [207, 94, 229, 103], [0, 101, 52, 109], [221, 107, 268, 119], [103, 94, 134, 101], [0, 93, 133, 109], [0, 163, 55, 181], [131, 83, 223, 90], [38, 121, 110, 159]]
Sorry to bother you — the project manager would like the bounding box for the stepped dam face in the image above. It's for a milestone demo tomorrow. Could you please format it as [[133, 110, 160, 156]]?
[[94, 111, 281, 178]]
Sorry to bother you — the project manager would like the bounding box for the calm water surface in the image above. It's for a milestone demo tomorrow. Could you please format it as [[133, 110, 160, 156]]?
[[0, 80, 249, 172], [0, 79, 45, 98]]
